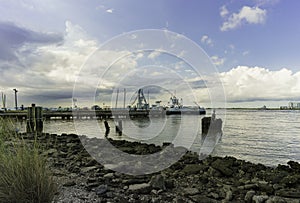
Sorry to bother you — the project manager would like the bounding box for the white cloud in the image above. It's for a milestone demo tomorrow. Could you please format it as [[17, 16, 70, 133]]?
[[242, 50, 250, 56], [210, 55, 225, 66], [0, 21, 97, 89], [229, 44, 235, 50], [148, 51, 161, 59], [0, 21, 141, 106], [220, 5, 229, 18], [219, 66, 300, 102], [106, 8, 113, 13], [96, 5, 105, 10], [96, 5, 114, 14], [254, 0, 280, 6], [150, 71, 163, 76], [220, 6, 267, 31], [31, 21, 98, 82], [201, 35, 213, 46]]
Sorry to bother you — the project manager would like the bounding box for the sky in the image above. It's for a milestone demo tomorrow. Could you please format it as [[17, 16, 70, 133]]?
[[0, 0, 300, 108]]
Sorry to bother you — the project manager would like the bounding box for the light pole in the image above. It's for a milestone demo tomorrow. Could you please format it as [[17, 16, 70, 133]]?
[[13, 89, 18, 110], [1, 92, 6, 110]]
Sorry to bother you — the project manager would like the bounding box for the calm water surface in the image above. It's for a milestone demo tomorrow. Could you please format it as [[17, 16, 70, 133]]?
[[18, 109, 300, 166]]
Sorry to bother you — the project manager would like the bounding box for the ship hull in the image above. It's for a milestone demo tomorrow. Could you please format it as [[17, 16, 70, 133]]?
[[166, 108, 206, 115]]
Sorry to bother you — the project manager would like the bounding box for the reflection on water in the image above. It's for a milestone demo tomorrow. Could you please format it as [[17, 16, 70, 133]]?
[[17, 109, 300, 166], [130, 117, 151, 128]]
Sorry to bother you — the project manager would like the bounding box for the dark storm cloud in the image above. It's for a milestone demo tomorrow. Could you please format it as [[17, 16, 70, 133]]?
[[142, 85, 165, 94], [0, 21, 63, 61], [30, 88, 105, 101], [28, 90, 73, 100], [189, 79, 207, 89], [96, 88, 114, 95]]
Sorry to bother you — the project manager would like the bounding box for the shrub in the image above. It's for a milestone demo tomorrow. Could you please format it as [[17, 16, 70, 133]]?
[[0, 118, 57, 203]]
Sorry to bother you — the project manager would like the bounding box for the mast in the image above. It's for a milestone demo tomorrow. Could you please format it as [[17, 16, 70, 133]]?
[[137, 89, 142, 109], [123, 88, 126, 108], [115, 88, 119, 108], [147, 90, 150, 108]]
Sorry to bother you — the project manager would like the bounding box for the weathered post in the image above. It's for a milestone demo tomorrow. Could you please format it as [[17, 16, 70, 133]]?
[[26, 104, 43, 133], [202, 116, 211, 135], [35, 105, 43, 133], [104, 120, 110, 136], [26, 104, 34, 133], [202, 110, 222, 135], [115, 119, 123, 135]]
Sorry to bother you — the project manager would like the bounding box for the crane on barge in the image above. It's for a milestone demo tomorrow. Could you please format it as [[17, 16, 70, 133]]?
[[130, 89, 149, 110]]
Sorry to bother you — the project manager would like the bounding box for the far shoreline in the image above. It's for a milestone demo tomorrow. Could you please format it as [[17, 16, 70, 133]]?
[[207, 107, 300, 111]]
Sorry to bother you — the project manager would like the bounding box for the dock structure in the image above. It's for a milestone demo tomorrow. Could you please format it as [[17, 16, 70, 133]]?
[[0, 109, 164, 120]]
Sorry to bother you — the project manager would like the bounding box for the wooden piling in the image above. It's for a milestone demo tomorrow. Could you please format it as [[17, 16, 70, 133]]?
[[104, 120, 110, 136], [26, 104, 43, 133], [202, 116, 222, 135], [202, 117, 211, 135], [115, 120, 123, 135]]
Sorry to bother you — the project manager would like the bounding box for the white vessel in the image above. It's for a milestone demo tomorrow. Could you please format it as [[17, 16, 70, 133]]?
[[166, 95, 206, 115]]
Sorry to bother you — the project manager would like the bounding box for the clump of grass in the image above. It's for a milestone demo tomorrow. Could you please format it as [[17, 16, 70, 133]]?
[[0, 117, 15, 142], [0, 118, 57, 203]]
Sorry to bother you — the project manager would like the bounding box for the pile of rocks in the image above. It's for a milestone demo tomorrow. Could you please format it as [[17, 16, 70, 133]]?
[[19, 133, 300, 203]]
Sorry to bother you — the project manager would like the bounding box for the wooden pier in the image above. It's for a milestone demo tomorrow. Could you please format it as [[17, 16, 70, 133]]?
[[0, 109, 165, 120]]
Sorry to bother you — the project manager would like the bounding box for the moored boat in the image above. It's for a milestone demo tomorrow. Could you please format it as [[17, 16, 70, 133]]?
[[166, 95, 206, 115]]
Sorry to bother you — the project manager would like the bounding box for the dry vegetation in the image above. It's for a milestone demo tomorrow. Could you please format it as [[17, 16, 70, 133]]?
[[0, 118, 56, 203]]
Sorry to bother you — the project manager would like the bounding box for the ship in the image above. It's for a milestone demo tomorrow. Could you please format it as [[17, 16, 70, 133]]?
[[166, 95, 206, 115]]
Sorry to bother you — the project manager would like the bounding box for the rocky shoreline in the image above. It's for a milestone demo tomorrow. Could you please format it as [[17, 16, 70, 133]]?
[[18, 133, 300, 203]]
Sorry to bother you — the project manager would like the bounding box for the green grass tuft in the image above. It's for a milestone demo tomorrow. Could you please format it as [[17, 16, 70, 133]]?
[[0, 118, 57, 203]]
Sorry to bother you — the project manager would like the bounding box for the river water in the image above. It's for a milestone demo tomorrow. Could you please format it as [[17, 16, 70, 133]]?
[[18, 109, 300, 166]]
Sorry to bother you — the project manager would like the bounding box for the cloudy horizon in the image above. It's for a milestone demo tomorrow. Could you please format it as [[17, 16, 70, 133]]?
[[1, 0, 300, 109]]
